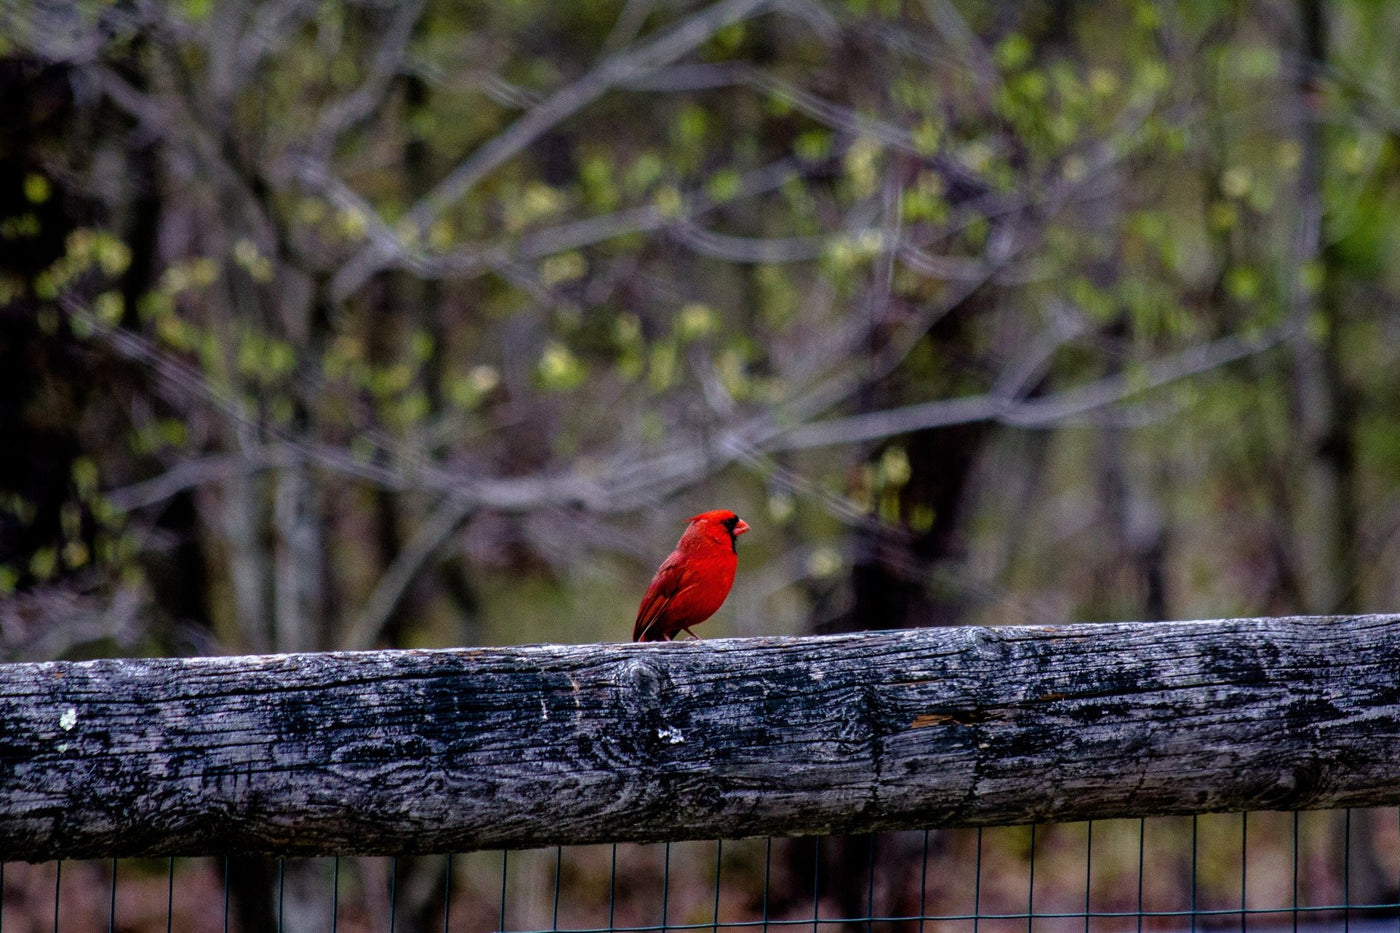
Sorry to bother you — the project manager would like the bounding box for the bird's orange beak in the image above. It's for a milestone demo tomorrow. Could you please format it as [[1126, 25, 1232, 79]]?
[[734, 519, 750, 536]]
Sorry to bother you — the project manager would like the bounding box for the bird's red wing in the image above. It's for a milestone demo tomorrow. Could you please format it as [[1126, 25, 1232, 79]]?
[[633, 550, 719, 641], [633, 550, 686, 641], [633, 590, 674, 641]]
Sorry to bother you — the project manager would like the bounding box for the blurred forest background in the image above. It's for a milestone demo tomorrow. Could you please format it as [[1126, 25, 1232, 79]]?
[[5, 0, 1400, 656], [2, 0, 1400, 929]]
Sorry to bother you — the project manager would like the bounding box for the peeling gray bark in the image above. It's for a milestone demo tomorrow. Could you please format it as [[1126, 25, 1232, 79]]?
[[1, 615, 1398, 862]]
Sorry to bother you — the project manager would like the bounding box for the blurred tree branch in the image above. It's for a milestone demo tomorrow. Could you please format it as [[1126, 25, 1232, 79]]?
[[325, 0, 784, 299]]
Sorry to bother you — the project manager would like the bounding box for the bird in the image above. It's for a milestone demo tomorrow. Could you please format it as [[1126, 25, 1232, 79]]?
[[633, 509, 750, 642]]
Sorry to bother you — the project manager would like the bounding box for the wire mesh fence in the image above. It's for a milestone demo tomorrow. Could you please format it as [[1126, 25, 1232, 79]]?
[[3, 808, 1397, 933]]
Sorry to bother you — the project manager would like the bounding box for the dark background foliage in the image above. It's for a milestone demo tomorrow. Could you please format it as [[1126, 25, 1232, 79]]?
[[2, 0, 1399, 926]]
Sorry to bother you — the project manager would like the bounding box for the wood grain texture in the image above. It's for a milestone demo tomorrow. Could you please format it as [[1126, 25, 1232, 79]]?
[[2, 615, 1399, 861]]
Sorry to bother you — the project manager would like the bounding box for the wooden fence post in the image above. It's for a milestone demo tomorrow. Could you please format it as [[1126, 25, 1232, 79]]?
[[2, 615, 1398, 861]]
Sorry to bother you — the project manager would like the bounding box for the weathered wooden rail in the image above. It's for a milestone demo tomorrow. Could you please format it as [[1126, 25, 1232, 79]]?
[[1, 615, 1398, 862]]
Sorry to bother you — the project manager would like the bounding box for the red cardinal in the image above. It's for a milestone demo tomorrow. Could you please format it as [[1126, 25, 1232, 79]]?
[[633, 510, 750, 642]]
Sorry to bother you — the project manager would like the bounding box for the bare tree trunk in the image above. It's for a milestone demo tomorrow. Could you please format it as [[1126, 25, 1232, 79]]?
[[226, 856, 276, 933], [1288, 0, 1356, 619], [1290, 0, 1384, 909], [218, 438, 272, 652], [1097, 315, 1169, 622], [272, 459, 322, 654], [1099, 420, 1168, 621]]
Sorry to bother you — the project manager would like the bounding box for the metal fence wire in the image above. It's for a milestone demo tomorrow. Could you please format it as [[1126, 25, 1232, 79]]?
[[2, 809, 1397, 933]]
